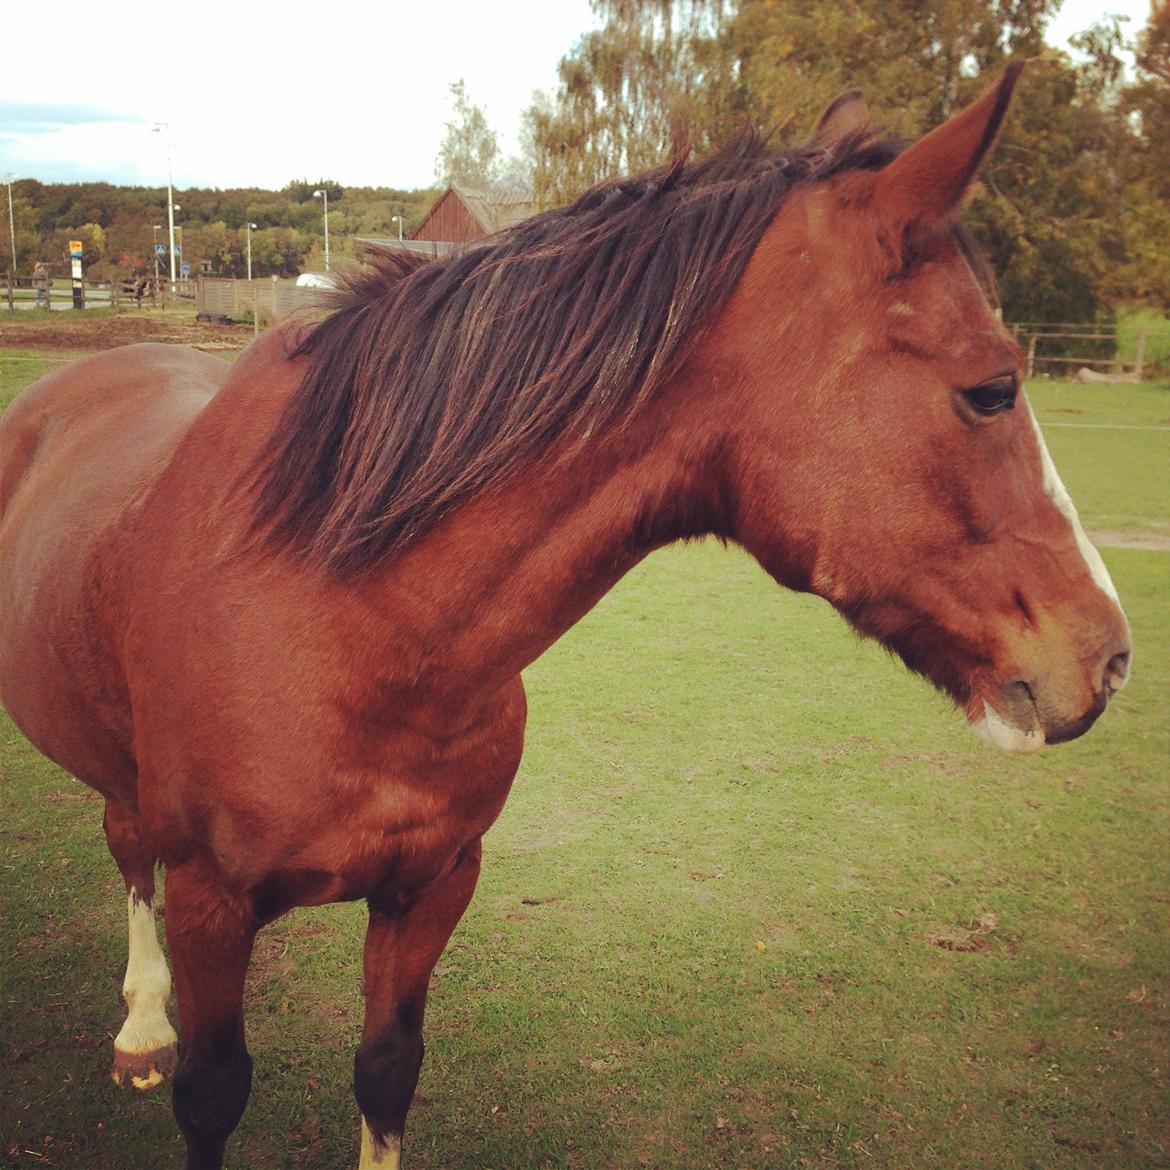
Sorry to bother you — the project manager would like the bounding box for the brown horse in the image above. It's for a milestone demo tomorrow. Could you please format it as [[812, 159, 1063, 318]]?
[[0, 66, 1130, 1169]]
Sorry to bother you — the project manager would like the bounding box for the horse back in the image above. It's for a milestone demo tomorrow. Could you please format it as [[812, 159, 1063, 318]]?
[[0, 343, 231, 799]]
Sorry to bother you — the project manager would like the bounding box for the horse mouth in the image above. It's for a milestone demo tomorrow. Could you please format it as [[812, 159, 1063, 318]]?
[[969, 679, 1113, 753], [969, 684, 1045, 754]]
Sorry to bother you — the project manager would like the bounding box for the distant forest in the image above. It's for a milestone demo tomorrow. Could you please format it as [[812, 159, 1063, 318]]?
[[3, 178, 439, 282]]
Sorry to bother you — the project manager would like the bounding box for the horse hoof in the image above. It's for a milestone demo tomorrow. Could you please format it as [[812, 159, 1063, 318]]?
[[111, 1043, 178, 1091]]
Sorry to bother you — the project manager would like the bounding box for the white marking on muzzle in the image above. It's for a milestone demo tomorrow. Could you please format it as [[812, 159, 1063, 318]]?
[[1027, 404, 1120, 604], [971, 701, 1045, 754]]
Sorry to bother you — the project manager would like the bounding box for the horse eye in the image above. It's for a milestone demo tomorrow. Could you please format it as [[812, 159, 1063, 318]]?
[[962, 376, 1018, 416]]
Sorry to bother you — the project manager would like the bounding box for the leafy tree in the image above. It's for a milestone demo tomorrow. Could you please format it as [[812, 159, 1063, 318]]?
[[526, 0, 737, 206], [435, 80, 501, 190], [6, 182, 42, 272], [962, 54, 1123, 332], [734, 0, 1055, 137], [1109, 0, 1170, 308], [526, 0, 1164, 328], [42, 222, 105, 275], [281, 179, 344, 203]]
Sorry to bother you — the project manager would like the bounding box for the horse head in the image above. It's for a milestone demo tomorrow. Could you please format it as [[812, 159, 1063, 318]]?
[[709, 64, 1131, 752]]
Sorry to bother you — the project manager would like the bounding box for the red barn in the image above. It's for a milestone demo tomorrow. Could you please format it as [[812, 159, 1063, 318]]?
[[411, 185, 533, 244], [358, 185, 535, 261]]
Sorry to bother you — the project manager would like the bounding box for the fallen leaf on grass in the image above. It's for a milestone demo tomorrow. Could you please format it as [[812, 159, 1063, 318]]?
[[1053, 1134, 1102, 1153], [930, 911, 1000, 952], [583, 1052, 622, 1072]]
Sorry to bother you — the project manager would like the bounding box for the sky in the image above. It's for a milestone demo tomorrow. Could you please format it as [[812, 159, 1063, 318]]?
[[1, 0, 1153, 193]]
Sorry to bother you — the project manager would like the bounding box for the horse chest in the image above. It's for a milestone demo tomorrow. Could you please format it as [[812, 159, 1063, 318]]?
[[221, 688, 527, 916]]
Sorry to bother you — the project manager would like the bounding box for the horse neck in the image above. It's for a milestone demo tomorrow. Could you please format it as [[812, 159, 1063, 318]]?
[[357, 383, 726, 703]]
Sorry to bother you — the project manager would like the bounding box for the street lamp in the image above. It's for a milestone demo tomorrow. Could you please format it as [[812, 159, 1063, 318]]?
[[391, 214, 404, 242], [151, 122, 177, 288], [313, 189, 330, 272], [5, 172, 17, 276], [246, 222, 258, 280]]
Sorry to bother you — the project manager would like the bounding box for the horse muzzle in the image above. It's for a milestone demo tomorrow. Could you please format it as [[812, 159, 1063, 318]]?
[[970, 643, 1131, 755]]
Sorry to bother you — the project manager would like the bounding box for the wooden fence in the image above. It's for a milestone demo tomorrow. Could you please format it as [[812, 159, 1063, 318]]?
[[195, 277, 323, 323], [1009, 322, 1163, 379], [4, 273, 195, 310]]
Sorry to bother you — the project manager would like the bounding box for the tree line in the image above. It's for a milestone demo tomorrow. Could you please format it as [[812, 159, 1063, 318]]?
[[441, 0, 1167, 326], [4, 178, 437, 284], [513, 0, 1169, 326]]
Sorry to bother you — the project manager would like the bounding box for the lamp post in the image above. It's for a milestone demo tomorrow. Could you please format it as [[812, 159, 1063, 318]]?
[[151, 122, 178, 290], [391, 214, 404, 242], [246, 222, 258, 280], [313, 189, 330, 271], [5, 172, 17, 276]]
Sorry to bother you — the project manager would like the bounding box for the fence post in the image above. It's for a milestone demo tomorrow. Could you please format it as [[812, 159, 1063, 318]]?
[[1026, 334, 1037, 380], [5, 271, 12, 313], [1133, 329, 1148, 379]]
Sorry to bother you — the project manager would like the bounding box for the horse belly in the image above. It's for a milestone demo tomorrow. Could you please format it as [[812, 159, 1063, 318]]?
[[0, 345, 229, 797]]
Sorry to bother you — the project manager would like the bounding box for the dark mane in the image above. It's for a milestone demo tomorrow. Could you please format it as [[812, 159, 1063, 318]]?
[[249, 133, 900, 575]]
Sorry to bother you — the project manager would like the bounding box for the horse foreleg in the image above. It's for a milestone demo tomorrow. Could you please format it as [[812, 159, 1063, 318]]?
[[103, 799, 179, 1090], [164, 857, 257, 1170], [355, 840, 483, 1169]]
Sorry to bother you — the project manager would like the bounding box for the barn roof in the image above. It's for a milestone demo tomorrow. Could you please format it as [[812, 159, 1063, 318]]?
[[412, 184, 534, 241], [355, 237, 460, 258]]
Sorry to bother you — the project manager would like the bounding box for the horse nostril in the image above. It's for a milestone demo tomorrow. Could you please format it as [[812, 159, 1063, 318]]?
[[1104, 649, 1131, 694]]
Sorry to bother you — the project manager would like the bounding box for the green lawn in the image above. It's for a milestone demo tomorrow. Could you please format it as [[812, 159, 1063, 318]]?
[[1026, 381, 1170, 535], [0, 360, 1166, 1169], [0, 352, 65, 407], [1116, 305, 1170, 372]]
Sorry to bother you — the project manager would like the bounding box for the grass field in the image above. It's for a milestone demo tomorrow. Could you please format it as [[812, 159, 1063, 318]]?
[[0, 353, 1166, 1169], [1026, 380, 1170, 536], [1117, 306, 1170, 373]]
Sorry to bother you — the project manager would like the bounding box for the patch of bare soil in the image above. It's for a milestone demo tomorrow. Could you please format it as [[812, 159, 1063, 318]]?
[[0, 313, 252, 355], [1088, 528, 1170, 552]]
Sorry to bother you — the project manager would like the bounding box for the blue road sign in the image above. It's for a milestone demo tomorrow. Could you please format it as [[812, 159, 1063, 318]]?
[[155, 243, 166, 256], [181, 261, 190, 276]]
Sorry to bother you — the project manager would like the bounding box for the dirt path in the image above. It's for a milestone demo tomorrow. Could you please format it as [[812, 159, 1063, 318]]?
[[1088, 529, 1170, 552], [0, 313, 252, 354]]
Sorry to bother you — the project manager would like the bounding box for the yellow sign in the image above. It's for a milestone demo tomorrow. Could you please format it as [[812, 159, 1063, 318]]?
[[69, 240, 83, 254]]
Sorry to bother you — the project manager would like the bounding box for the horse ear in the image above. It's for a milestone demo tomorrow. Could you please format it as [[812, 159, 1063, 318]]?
[[873, 61, 1025, 235], [811, 89, 872, 149]]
